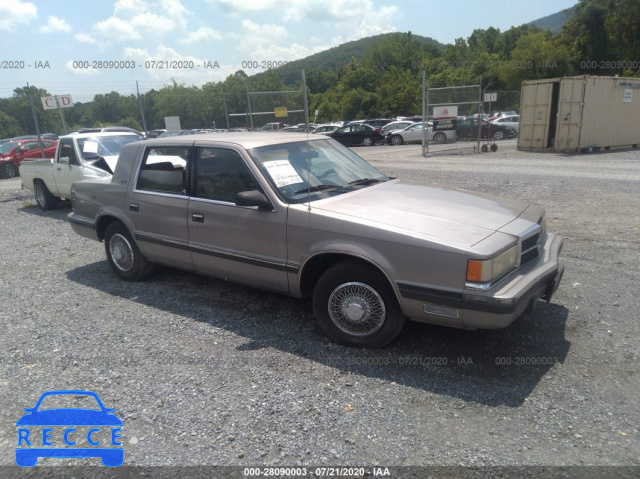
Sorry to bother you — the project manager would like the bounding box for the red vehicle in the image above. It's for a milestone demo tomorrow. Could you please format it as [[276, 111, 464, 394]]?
[[0, 139, 58, 179]]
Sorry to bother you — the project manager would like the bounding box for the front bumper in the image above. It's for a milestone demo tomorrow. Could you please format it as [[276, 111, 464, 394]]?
[[397, 233, 564, 329]]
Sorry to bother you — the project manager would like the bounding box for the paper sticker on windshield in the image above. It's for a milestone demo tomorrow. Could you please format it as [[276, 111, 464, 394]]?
[[82, 141, 99, 154], [263, 160, 303, 188]]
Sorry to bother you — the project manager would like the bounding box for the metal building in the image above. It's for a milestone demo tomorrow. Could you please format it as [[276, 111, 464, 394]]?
[[518, 76, 640, 152]]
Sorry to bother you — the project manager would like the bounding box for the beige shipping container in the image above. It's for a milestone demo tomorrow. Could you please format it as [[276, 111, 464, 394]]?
[[518, 76, 640, 152]]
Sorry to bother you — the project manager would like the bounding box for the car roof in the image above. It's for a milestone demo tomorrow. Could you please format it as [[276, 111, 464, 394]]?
[[144, 131, 328, 150]]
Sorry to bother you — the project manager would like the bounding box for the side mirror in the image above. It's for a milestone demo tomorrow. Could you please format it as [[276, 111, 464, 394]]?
[[235, 190, 273, 211], [59, 157, 69, 165]]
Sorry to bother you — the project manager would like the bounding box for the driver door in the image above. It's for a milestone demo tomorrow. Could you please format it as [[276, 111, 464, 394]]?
[[52, 137, 86, 197]]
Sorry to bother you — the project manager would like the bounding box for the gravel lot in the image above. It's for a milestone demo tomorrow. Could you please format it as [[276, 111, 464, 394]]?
[[0, 140, 639, 477]]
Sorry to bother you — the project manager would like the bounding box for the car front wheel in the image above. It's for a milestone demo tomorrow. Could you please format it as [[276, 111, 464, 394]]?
[[104, 221, 156, 281], [390, 135, 403, 146], [493, 130, 505, 140], [312, 260, 406, 347], [362, 137, 374, 146]]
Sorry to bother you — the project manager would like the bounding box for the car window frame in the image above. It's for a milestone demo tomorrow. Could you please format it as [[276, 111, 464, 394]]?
[[192, 146, 269, 208], [133, 145, 192, 198]]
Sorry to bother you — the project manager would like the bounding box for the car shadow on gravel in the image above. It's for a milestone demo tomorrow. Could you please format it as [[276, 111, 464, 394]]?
[[67, 262, 570, 408], [18, 203, 71, 221]]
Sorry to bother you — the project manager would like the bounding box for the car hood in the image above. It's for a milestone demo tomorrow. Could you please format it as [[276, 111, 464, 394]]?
[[310, 180, 530, 248]]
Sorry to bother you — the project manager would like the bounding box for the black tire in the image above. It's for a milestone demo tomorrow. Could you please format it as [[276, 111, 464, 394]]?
[[34, 180, 58, 210], [104, 222, 156, 281], [312, 260, 406, 347], [491, 144, 498, 152], [433, 132, 446, 144], [390, 135, 403, 146], [1, 162, 18, 179], [481, 144, 489, 152], [493, 130, 505, 140], [362, 137, 374, 146]]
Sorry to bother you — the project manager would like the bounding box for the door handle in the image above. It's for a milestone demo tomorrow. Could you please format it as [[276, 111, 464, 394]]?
[[192, 213, 204, 222], [129, 203, 139, 212]]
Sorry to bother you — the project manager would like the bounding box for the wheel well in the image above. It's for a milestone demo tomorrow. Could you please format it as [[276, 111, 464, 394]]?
[[299, 253, 394, 298], [96, 216, 121, 241]]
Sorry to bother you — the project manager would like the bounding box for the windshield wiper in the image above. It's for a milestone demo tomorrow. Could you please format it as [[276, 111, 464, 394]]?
[[293, 184, 343, 195], [348, 178, 384, 186]]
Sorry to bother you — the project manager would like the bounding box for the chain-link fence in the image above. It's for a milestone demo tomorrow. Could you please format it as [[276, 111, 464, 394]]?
[[0, 71, 309, 139], [420, 74, 520, 156]]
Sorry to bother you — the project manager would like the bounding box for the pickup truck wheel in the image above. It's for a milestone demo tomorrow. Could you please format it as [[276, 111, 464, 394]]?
[[34, 180, 58, 210], [1, 163, 18, 179], [105, 222, 155, 281], [312, 261, 406, 347]]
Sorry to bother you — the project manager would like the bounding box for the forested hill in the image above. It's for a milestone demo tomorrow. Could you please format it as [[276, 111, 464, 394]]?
[[274, 32, 445, 83], [530, 7, 575, 33]]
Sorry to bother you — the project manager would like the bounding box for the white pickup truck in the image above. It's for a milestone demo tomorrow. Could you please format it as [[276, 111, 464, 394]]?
[[20, 131, 142, 210]]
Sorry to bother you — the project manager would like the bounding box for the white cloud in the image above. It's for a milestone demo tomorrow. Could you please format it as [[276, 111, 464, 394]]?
[[180, 27, 223, 44], [206, 0, 375, 22], [159, 0, 191, 29], [0, 0, 37, 31], [39, 15, 72, 33], [114, 0, 147, 15], [238, 20, 288, 52], [130, 12, 177, 35], [94, 16, 142, 41], [75, 32, 98, 44], [122, 45, 222, 82], [349, 6, 399, 40]]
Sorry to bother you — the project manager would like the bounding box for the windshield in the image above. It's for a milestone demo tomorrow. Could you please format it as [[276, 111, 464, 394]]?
[[0, 142, 19, 154], [249, 138, 389, 204], [76, 134, 140, 159]]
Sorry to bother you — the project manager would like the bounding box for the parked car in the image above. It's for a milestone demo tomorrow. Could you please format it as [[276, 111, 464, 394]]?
[[145, 129, 167, 138], [456, 117, 517, 140], [312, 124, 340, 135], [380, 120, 417, 136], [68, 132, 564, 347], [328, 123, 384, 146], [491, 115, 520, 133], [488, 110, 518, 121], [261, 122, 289, 131], [20, 132, 141, 210], [157, 129, 202, 138], [72, 127, 143, 137], [0, 139, 58, 178], [346, 118, 392, 128], [386, 122, 457, 145]]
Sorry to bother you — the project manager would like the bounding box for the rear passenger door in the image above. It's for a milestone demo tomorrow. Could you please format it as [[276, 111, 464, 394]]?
[[187, 146, 289, 293], [126, 145, 194, 271]]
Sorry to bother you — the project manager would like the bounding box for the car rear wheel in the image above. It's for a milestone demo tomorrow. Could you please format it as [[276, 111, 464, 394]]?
[[362, 137, 374, 146], [390, 135, 403, 146], [34, 180, 59, 210], [433, 132, 446, 144], [105, 222, 156, 281], [493, 130, 505, 140], [1, 162, 18, 179], [312, 260, 406, 347]]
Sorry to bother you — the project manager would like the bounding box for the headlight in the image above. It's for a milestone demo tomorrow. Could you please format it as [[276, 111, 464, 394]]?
[[466, 245, 518, 284]]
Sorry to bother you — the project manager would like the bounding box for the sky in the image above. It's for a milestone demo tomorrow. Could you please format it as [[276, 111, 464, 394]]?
[[0, 0, 578, 98]]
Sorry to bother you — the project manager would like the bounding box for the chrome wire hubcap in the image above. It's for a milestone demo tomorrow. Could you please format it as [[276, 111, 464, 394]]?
[[328, 282, 386, 336], [109, 233, 134, 272]]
